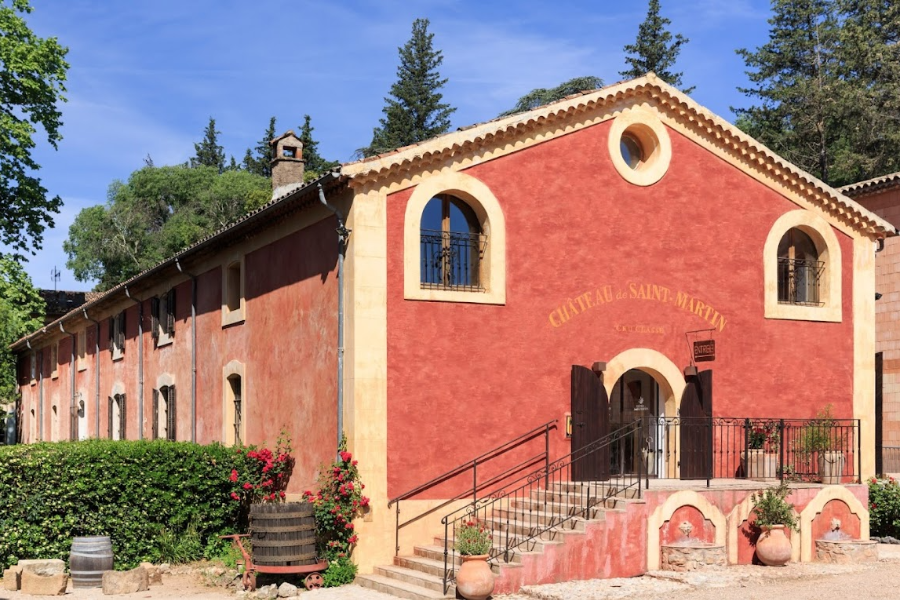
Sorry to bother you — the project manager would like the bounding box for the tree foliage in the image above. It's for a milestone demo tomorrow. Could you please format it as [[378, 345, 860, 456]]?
[[363, 18, 456, 157], [0, 0, 68, 256], [499, 76, 604, 117], [243, 116, 276, 178], [64, 166, 270, 290], [190, 117, 225, 172], [620, 0, 693, 93], [299, 114, 339, 182], [734, 0, 900, 187], [0, 257, 44, 403]]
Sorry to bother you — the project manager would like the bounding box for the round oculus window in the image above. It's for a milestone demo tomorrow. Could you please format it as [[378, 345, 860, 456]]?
[[620, 134, 644, 169]]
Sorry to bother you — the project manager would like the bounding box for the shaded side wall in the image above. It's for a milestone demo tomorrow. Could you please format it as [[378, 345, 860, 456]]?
[[16, 216, 339, 493], [385, 120, 856, 498]]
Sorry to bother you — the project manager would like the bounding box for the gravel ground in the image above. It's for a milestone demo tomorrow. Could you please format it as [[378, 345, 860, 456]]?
[[2, 546, 899, 600]]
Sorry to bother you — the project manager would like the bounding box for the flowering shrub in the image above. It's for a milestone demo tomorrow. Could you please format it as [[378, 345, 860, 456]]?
[[228, 431, 294, 505], [302, 442, 369, 564], [869, 476, 900, 538], [455, 520, 493, 556]]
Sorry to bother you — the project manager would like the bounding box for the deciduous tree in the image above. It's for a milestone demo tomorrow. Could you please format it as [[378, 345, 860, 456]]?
[[499, 76, 604, 117], [0, 0, 68, 256], [0, 257, 44, 403]]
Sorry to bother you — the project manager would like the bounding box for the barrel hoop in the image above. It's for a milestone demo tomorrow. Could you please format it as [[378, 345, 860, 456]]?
[[251, 510, 313, 519], [253, 551, 317, 563], [250, 539, 316, 548], [251, 524, 316, 534]]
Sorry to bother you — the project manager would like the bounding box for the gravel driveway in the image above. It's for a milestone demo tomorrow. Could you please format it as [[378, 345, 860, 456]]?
[[2, 545, 899, 600]]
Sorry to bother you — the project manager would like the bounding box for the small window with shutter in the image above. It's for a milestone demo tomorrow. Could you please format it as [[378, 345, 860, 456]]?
[[153, 385, 177, 441], [109, 312, 126, 360], [222, 257, 246, 327], [109, 393, 126, 440], [152, 289, 176, 347]]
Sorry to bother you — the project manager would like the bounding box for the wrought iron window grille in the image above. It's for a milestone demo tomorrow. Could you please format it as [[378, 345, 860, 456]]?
[[777, 258, 824, 306], [420, 229, 487, 292]]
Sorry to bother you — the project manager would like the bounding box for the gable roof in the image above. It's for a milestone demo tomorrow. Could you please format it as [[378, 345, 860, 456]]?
[[839, 171, 900, 198], [342, 73, 895, 239]]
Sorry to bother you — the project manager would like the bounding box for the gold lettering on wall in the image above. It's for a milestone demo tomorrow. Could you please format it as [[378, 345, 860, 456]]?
[[549, 282, 727, 331]]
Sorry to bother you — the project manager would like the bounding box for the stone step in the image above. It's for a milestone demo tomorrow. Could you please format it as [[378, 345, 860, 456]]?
[[355, 573, 453, 600], [374, 564, 451, 594], [492, 506, 591, 529], [529, 488, 634, 507], [394, 555, 454, 579], [480, 514, 586, 537], [511, 497, 607, 519], [416, 544, 510, 570]]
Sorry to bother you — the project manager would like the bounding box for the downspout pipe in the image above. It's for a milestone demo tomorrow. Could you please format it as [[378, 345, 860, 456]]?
[[83, 308, 101, 437], [176, 258, 198, 443], [59, 322, 77, 441], [317, 181, 351, 455], [124, 286, 144, 440], [37, 330, 46, 441]]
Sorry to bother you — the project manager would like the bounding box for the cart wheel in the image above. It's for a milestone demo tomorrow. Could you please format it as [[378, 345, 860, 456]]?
[[247, 572, 257, 592], [304, 573, 324, 590]]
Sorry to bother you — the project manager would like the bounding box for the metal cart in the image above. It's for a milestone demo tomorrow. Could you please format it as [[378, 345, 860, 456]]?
[[221, 534, 327, 591]]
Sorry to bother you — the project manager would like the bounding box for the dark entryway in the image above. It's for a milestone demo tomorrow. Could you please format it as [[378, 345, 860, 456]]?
[[570, 365, 610, 482], [679, 370, 713, 480]]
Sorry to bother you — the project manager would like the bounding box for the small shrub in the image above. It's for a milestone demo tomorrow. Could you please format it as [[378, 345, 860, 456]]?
[[455, 520, 492, 556], [227, 431, 293, 506], [322, 556, 358, 587], [751, 481, 798, 530], [869, 476, 900, 538], [151, 524, 202, 565]]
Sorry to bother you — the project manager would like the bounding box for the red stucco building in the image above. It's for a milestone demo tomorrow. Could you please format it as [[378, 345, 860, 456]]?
[[14, 75, 890, 595]]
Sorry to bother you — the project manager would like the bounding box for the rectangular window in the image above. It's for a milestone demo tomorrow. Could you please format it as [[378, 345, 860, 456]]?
[[222, 257, 246, 326], [153, 385, 177, 441], [108, 393, 126, 440], [50, 343, 59, 379], [152, 289, 176, 346], [226, 374, 242, 445], [30, 351, 37, 384], [77, 330, 87, 371], [109, 312, 125, 360]]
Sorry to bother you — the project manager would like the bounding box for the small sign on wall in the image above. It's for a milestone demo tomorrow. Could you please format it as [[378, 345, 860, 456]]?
[[565, 413, 572, 439], [693, 340, 716, 362]]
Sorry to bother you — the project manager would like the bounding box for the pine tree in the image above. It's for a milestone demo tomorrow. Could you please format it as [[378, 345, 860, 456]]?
[[191, 117, 225, 172], [243, 117, 277, 178], [363, 18, 456, 157], [620, 0, 694, 93], [499, 76, 604, 117], [832, 0, 900, 184], [299, 114, 338, 178], [734, 0, 843, 184]]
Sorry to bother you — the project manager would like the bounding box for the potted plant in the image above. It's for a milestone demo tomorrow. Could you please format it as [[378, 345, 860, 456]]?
[[454, 519, 494, 600], [751, 481, 798, 566], [801, 405, 845, 484], [742, 420, 778, 480]]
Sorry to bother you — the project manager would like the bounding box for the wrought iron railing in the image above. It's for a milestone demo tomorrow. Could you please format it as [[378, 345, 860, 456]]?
[[646, 417, 860, 484], [420, 229, 487, 291], [388, 420, 557, 557], [777, 257, 824, 305], [439, 421, 644, 594], [882, 446, 900, 474]]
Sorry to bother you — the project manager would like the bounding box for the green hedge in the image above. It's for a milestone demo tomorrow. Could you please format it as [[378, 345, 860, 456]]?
[[0, 440, 251, 570]]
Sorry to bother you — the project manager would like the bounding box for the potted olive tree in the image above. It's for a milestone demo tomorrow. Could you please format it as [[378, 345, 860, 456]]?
[[751, 481, 798, 566], [802, 405, 845, 484]]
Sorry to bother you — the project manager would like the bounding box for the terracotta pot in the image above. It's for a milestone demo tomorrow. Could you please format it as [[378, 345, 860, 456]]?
[[756, 525, 792, 566], [456, 554, 494, 600]]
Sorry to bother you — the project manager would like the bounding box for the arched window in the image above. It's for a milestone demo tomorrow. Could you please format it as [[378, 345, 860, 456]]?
[[419, 194, 486, 291], [153, 384, 176, 441], [777, 228, 823, 305]]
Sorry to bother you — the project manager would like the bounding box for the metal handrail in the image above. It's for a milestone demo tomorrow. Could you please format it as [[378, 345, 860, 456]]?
[[388, 419, 557, 555], [439, 420, 643, 594]]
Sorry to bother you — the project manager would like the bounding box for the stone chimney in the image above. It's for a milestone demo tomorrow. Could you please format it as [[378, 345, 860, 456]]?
[[270, 131, 305, 199]]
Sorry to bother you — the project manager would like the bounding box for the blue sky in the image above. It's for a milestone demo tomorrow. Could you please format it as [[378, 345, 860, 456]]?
[[17, 0, 772, 290]]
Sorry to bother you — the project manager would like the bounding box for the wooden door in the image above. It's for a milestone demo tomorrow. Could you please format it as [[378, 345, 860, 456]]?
[[679, 370, 713, 480], [571, 365, 610, 482]]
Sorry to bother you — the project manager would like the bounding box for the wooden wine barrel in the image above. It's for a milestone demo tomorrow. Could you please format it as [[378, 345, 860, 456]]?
[[70, 536, 114, 588], [250, 502, 317, 566]]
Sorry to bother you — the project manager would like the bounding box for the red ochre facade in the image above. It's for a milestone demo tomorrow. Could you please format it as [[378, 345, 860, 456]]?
[[14, 77, 885, 582], [16, 218, 339, 493], [386, 119, 855, 499]]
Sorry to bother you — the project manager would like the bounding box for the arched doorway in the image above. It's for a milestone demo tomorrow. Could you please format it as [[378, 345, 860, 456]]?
[[609, 369, 666, 477]]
